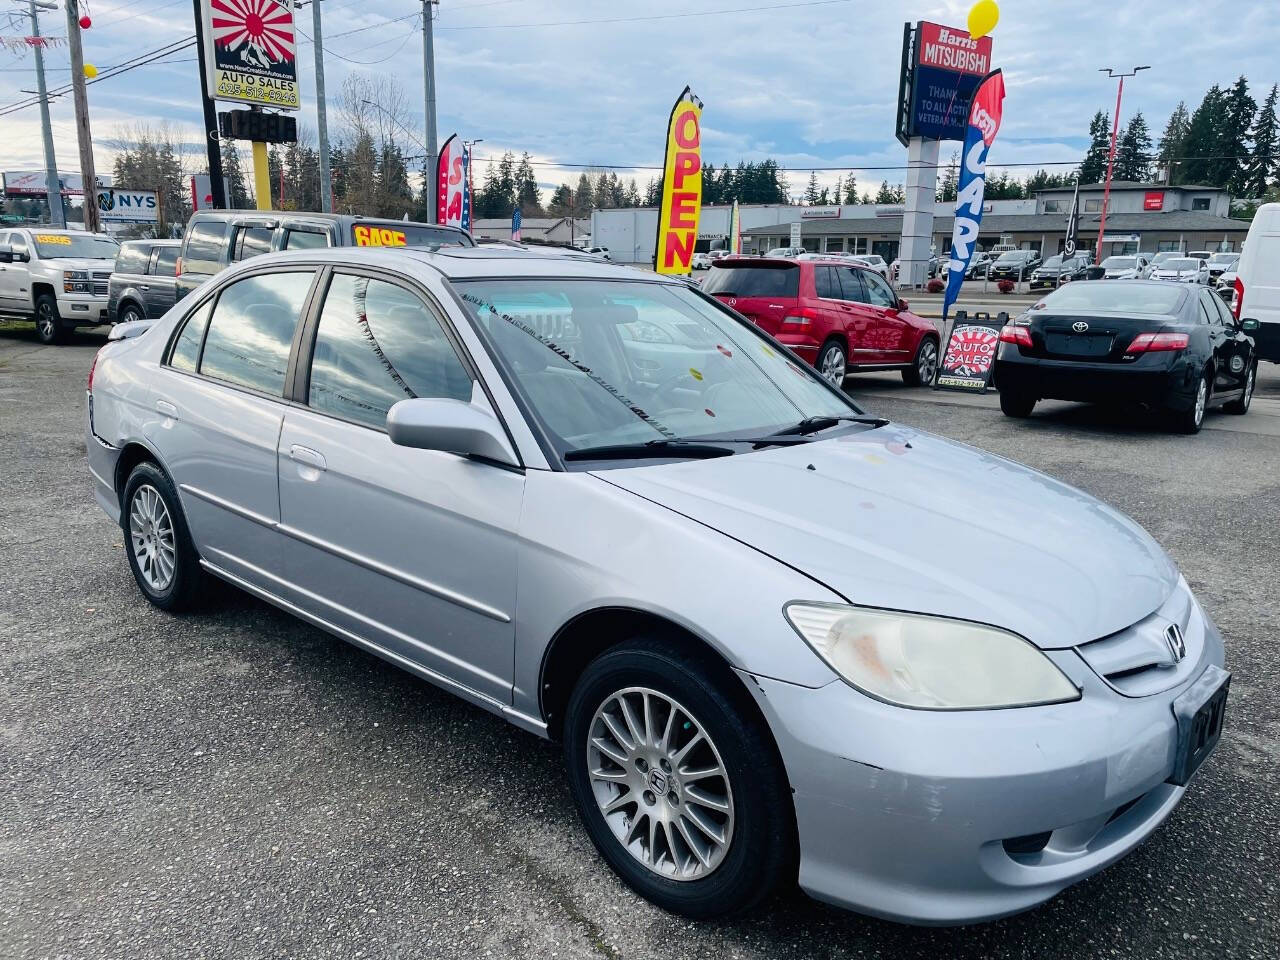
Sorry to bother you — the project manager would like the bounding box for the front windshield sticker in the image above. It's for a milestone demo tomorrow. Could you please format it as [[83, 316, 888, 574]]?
[[35, 234, 70, 245], [460, 291, 675, 440], [353, 225, 407, 247]]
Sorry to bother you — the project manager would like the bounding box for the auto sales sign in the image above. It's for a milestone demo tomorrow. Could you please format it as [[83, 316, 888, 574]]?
[[201, 0, 300, 110]]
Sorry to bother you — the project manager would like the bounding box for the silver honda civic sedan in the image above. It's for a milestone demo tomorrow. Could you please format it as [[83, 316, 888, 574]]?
[[85, 246, 1228, 925]]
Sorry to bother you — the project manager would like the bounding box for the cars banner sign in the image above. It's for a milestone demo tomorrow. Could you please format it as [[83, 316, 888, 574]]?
[[202, 0, 300, 110], [654, 87, 703, 275], [942, 68, 1005, 321], [436, 134, 471, 229], [936, 311, 1005, 392]]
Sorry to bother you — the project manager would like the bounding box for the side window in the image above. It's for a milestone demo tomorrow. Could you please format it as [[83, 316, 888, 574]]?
[[307, 273, 473, 430], [284, 229, 329, 250], [1212, 293, 1236, 328], [167, 300, 213, 373], [839, 267, 868, 303], [153, 246, 179, 277], [862, 270, 898, 308], [199, 271, 314, 395], [115, 245, 149, 274], [182, 221, 226, 275], [231, 226, 273, 262], [814, 266, 839, 299], [1197, 294, 1214, 325], [10, 233, 29, 259]]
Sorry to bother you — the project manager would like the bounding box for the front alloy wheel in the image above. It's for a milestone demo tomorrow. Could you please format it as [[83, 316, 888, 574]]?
[[34, 295, 62, 345], [587, 687, 734, 881]]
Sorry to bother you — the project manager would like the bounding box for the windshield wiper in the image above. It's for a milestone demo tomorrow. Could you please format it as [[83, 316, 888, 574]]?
[[562, 440, 737, 462], [767, 414, 889, 437]]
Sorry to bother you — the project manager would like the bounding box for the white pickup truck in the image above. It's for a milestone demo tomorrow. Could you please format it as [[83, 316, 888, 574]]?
[[0, 227, 120, 344]]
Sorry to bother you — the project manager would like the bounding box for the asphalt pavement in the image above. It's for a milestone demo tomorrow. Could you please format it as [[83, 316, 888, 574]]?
[[1, 321, 1276, 960]]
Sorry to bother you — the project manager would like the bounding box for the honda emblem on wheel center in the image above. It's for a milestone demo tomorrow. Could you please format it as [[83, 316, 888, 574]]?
[[1072, 321, 1090, 333]]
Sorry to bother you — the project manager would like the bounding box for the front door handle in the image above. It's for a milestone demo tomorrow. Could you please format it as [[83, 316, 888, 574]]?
[[140, 284, 150, 291], [289, 444, 327, 471], [155, 399, 177, 418]]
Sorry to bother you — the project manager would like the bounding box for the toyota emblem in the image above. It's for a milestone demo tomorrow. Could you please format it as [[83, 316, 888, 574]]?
[[1164, 623, 1187, 663], [1072, 321, 1090, 333]]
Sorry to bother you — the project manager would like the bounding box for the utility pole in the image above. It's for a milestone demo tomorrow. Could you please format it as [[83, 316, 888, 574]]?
[[421, 0, 438, 222], [312, 0, 332, 212], [63, 0, 99, 231], [1095, 65, 1150, 264], [25, 0, 64, 226], [191, 0, 226, 208]]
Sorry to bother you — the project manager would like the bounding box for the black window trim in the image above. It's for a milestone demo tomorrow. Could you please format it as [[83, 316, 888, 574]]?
[[146, 246, 162, 276]]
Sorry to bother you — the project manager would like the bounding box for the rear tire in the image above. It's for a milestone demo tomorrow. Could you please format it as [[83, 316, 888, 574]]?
[[563, 637, 795, 920], [999, 388, 1036, 418], [1172, 371, 1209, 434], [901, 337, 938, 386], [120, 461, 204, 611], [34, 293, 65, 345], [817, 339, 847, 387], [118, 302, 144, 325], [1224, 363, 1255, 414]]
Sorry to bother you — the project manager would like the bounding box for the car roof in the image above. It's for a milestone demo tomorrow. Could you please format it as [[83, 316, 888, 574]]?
[[237, 245, 678, 283], [122, 237, 180, 247], [188, 209, 471, 235]]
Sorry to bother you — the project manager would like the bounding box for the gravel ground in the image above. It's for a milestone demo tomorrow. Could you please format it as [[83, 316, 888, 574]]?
[[1, 322, 1276, 960]]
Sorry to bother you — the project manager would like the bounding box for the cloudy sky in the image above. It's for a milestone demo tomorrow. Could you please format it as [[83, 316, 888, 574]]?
[[1, 0, 1278, 201]]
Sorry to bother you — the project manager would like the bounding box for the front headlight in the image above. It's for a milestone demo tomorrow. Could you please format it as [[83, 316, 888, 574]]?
[[784, 603, 1080, 710]]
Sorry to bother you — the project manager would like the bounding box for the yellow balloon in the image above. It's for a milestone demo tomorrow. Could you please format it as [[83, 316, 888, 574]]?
[[967, 0, 1000, 39], [83, 63, 98, 79]]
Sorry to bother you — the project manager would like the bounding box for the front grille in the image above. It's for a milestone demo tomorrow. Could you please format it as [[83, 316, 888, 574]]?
[[92, 271, 110, 296], [1075, 585, 1200, 696]]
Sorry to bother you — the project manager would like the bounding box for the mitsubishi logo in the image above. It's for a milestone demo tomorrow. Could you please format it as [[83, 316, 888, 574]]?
[[1164, 623, 1187, 663], [1072, 321, 1090, 333]]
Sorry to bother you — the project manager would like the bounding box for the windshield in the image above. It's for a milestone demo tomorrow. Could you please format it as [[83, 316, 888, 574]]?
[[455, 278, 856, 461], [1163, 259, 1200, 270], [1209, 253, 1236, 264], [350, 222, 473, 248], [1102, 257, 1136, 269], [1151, 252, 1178, 264], [1037, 282, 1185, 314], [702, 263, 799, 298], [31, 233, 119, 259], [1040, 256, 1063, 269], [996, 251, 1032, 262]]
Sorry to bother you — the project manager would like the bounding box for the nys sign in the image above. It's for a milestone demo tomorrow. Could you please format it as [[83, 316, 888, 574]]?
[[97, 189, 158, 224]]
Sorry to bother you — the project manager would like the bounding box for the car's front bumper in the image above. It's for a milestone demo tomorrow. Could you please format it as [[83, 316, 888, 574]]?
[[57, 293, 110, 325], [738, 607, 1225, 925]]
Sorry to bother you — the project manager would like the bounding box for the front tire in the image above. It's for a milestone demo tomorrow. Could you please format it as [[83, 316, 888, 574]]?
[[999, 388, 1036, 418], [901, 336, 938, 386], [34, 293, 65, 345], [563, 638, 795, 919], [817, 339, 847, 387], [121, 461, 204, 610]]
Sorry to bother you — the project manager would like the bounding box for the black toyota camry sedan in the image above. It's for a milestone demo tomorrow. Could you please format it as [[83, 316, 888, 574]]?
[[994, 280, 1259, 433]]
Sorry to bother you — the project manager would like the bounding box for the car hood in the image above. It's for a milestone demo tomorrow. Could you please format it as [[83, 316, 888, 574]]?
[[594, 425, 1178, 649], [42, 257, 113, 271]]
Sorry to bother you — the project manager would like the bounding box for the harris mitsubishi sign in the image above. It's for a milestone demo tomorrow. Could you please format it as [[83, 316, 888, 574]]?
[[896, 21, 994, 143]]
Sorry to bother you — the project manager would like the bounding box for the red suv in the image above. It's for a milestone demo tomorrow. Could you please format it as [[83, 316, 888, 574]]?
[[701, 256, 939, 386]]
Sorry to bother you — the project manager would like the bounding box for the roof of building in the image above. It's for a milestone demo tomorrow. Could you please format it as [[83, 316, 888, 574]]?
[[743, 210, 1251, 237], [1035, 181, 1224, 193]]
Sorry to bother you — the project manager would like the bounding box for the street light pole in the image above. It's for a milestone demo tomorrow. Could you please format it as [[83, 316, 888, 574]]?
[[1095, 65, 1150, 264], [463, 138, 482, 230], [421, 0, 438, 223], [25, 0, 64, 226]]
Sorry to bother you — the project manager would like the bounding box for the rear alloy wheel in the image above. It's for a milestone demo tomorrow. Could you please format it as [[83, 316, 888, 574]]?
[[564, 638, 795, 919], [901, 337, 938, 386], [817, 340, 847, 386], [999, 388, 1036, 418], [119, 302, 144, 325], [34, 293, 65, 345], [1224, 363, 1255, 415], [121, 461, 204, 610], [1173, 372, 1209, 434]]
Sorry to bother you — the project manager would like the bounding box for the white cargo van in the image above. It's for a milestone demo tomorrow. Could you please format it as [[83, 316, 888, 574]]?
[[1234, 203, 1280, 362]]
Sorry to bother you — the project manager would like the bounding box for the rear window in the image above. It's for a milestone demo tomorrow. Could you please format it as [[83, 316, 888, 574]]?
[[1037, 283, 1185, 315], [114, 244, 151, 275], [182, 221, 227, 275], [702, 263, 799, 298], [153, 246, 179, 276], [1164, 259, 1199, 270], [350, 223, 474, 248]]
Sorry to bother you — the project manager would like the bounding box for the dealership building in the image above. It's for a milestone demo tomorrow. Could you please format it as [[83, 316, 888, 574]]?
[[590, 181, 1251, 267]]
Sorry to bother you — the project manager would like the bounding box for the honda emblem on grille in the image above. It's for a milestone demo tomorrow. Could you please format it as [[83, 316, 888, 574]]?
[[1072, 321, 1090, 333], [1164, 623, 1186, 662]]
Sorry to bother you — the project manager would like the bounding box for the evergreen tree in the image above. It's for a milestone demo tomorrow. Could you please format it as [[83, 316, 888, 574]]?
[[1078, 110, 1113, 184], [623, 178, 641, 207], [1180, 85, 1226, 185], [515, 152, 541, 215], [220, 141, 250, 209], [832, 176, 842, 206], [573, 173, 595, 216], [547, 183, 574, 216], [874, 180, 896, 203], [643, 177, 662, 206], [702, 163, 719, 205], [1114, 111, 1153, 182], [376, 143, 414, 219], [843, 175, 858, 204], [1156, 101, 1190, 178], [1218, 76, 1256, 194], [938, 152, 959, 201], [1245, 84, 1279, 197], [803, 170, 821, 205]]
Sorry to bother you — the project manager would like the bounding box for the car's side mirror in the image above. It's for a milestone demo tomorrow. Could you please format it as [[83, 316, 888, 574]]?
[[1241, 318, 1260, 333], [897, 298, 909, 312], [386, 397, 519, 467], [0, 245, 12, 264]]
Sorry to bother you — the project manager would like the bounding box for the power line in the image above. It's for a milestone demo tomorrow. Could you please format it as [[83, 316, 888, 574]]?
[[437, 0, 854, 31]]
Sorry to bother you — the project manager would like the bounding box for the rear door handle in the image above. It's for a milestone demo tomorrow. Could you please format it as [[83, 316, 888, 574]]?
[[155, 399, 177, 418], [289, 444, 327, 471], [140, 284, 150, 291]]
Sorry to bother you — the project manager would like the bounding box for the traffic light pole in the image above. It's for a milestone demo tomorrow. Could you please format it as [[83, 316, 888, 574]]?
[[191, 0, 226, 208]]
